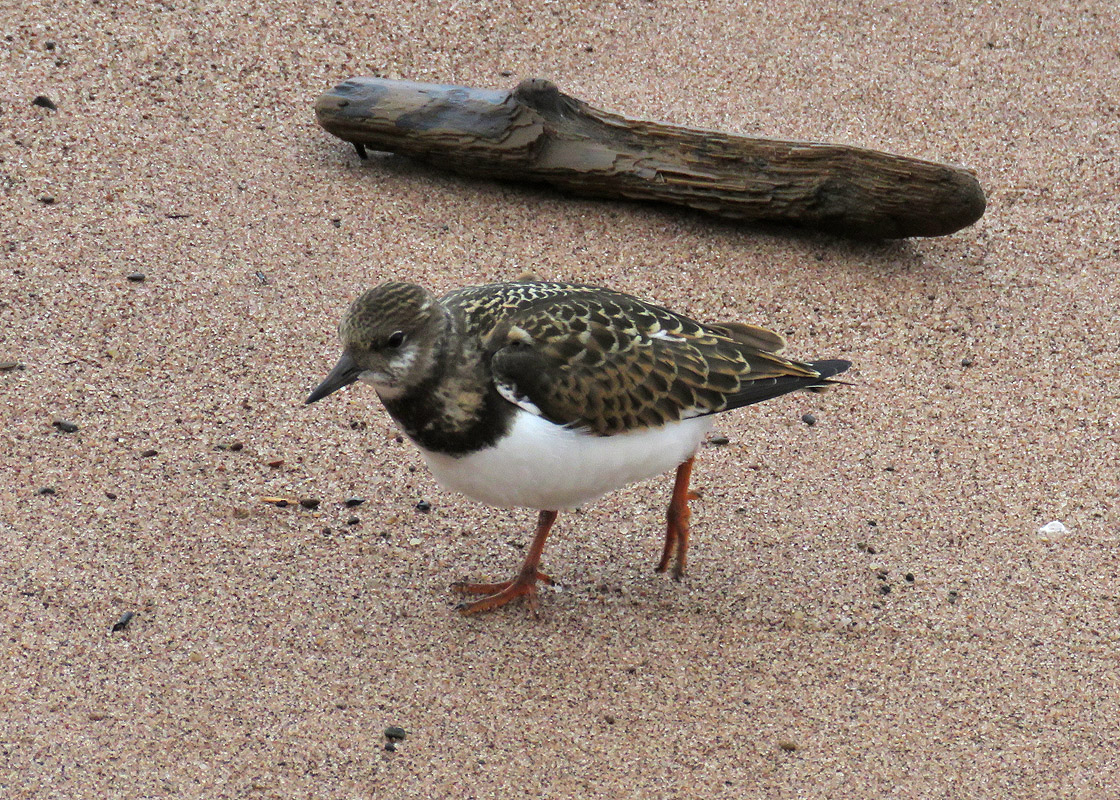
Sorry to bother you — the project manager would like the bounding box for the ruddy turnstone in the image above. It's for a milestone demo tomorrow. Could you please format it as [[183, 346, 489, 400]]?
[[307, 279, 849, 614]]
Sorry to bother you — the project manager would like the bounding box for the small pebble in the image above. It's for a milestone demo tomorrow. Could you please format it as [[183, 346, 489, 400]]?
[[708, 434, 730, 446], [877, 584, 892, 595], [384, 726, 407, 741], [384, 742, 396, 752], [105, 492, 117, 500], [32, 94, 57, 110], [409, 537, 423, 546], [1037, 520, 1068, 536], [141, 449, 158, 457], [37, 486, 56, 496], [344, 497, 366, 508], [266, 459, 284, 469], [346, 516, 360, 525], [778, 740, 800, 752], [111, 611, 135, 632], [415, 500, 431, 513], [39, 196, 55, 204], [961, 357, 974, 367], [53, 420, 79, 433], [299, 498, 321, 510], [904, 573, 915, 583], [126, 272, 146, 282], [801, 413, 817, 426], [0, 361, 22, 371], [947, 589, 959, 604]]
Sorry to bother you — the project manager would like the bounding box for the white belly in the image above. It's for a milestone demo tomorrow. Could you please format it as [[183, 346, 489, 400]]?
[[417, 411, 713, 510]]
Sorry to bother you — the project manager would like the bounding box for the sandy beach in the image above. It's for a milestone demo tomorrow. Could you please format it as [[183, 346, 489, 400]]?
[[3, 1, 1118, 797]]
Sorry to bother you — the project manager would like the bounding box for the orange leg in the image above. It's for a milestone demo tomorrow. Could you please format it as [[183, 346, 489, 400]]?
[[656, 456, 699, 580], [453, 509, 558, 614]]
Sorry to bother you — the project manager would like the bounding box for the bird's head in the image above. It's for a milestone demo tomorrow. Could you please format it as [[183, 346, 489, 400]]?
[[306, 281, 446, 404]]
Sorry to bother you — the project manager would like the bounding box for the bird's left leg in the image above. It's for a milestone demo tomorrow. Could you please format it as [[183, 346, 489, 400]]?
[[453, 509, 558, 614], [656, 456, 699, 580]]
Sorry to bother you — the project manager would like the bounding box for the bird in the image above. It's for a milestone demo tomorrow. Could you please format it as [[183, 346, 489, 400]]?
[[306, 279, 850, 614]]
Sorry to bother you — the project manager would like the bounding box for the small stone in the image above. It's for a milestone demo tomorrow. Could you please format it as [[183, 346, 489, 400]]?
[[344, 497, 366, 508], [105, 492, 117, 500], [111, 611, 135, 632], [415, 500, 431, 513], [409, 537, 422, 546], [299, 498, 321, 510], [604, 714, 616, 725], [0, 361, 22, 371], [141, 449, 158, 457], [88, 711, 109, 721], [385, 742, 396, 752], [346, 516, 360, 525], [189, 651, 203, 663], [1037, 520, 1068, 536], [38, 196, 55, 205], [266, 458, 284, 469], [801, 413, 817, 426], [877, 584, 892, 595], [228, 442, 243, 452], [961, 357, 974, 367], [778, 740, 799, 752], [904, 573, 915, 583], [37, 486, 56, 496], [32, 94, 57, 110], [708, 434, 730, 446], [384, 726, 407, 741], [947, 589, 959, 604], [126, 272, 146, 282], [52, 420, 79, 433]]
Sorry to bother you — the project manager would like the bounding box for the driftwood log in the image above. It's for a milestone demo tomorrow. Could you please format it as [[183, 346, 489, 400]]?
[[315, 77, 985, 239]]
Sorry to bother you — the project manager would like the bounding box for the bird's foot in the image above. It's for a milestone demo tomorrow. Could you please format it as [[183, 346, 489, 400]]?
[[452, 569, 554, 615]]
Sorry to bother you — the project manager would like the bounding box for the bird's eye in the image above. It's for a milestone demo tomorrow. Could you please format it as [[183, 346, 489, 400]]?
[[386, 331, 405, 349]]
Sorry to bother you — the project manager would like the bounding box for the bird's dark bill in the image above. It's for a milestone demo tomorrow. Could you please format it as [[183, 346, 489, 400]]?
[[306, 352, 361, 404]]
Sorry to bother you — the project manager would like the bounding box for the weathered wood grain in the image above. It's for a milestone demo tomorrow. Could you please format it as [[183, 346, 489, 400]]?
[[315, 77, 985, 239]]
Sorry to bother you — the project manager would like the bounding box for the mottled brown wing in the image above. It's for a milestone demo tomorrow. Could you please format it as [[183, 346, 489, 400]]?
[[482, 292, 821, 436]]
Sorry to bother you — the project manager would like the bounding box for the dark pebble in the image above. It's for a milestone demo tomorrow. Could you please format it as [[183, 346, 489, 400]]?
[[52, 420, 79, 433], [126, 272, 146, 282], [384, 742, 396, 752], [877, 584, 892, 595], [111, 611, 135, 632], [38, 196, 55, 204], [229, 442, 243, 452], [961, 357, 974, 367], [344, 497, 366, 508], [37, 486, 56, 496], [0, 361, 22, 371], [299, 498, 321, 510], [32, 94, 57, 110], [141, 449, 158, 457], [331, 218, 341, 228], [801, 413, 817, 426], [904, 573, 915, 583], [708, 435, 730, 446], [415, 500, 431, 513], [105, 492, 117, 500], [384, 726, 407, 741], [947, 590, 959, 604], [346, 516, 360, 526]]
